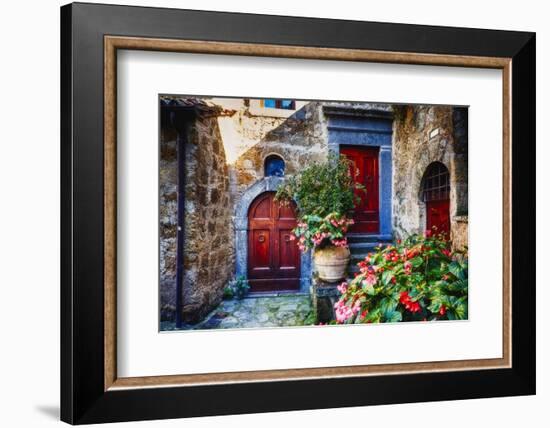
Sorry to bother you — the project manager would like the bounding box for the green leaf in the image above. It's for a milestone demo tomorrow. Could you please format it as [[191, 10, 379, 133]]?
[[428, 299, 442, 313], [410, 256, 424, 268], [455, 302, 468, 319], [365, 284, 377, 296], [379, 297, 398, 314], [449, 261, 466, 280], [382, 271, 393, 285], [445, 279, 468, 294], [384, 310, 402, 323]]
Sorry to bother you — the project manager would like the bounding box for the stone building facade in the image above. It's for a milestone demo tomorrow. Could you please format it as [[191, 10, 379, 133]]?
[[392, 105, 468, 247], [160, 97, 468, 324]]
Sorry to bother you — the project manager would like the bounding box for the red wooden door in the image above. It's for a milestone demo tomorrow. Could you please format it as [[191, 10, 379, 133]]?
[[422, 162, 451, 237], [426, 199, 450, 236], [340, 146, 380, 234], [248, 192, 300, 292]]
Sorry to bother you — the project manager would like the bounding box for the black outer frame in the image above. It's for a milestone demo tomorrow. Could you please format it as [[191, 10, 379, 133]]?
[[60, 2, 536, 425]]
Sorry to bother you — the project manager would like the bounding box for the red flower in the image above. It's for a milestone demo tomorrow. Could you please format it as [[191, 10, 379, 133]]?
[[400, 291, 421, 313], [408, 301, 421, 313], [439, 305, 447, 316]]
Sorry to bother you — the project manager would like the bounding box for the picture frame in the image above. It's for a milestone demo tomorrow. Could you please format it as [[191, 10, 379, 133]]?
[[60, 2, 535, 424]]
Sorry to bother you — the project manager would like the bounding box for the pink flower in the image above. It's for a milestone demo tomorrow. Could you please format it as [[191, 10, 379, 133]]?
[[337, 282, 348, 294], [334, 303, 354, 323], [332, 238, 348, 247], [362, 273, 377, 286]]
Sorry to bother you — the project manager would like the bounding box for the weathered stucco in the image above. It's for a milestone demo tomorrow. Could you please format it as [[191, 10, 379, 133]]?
[[231, 102, 329, 199]]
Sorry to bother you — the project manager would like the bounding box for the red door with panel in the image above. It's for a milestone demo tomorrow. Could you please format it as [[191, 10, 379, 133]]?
[[426, 200, 450, 235], [422, 162, 451, 237], [340, 146, 380, 234], [247, 192, 300, 292]]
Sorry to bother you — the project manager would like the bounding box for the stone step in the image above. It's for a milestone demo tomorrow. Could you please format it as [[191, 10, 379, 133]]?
[[350, 253, 370, 263], [348, 241, 382, 251], [345, 235, 394, 278], [349, 243, 388, 258], [346, 233, 392, 244]]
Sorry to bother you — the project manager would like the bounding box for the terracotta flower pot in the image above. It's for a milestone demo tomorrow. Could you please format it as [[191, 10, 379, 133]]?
[[313, 245, 350, 282]]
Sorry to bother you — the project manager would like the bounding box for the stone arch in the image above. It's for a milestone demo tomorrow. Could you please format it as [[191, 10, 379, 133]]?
[[234, 176, 311, 292], [411, 152, 465, 244], [407, 154, 454, 236]]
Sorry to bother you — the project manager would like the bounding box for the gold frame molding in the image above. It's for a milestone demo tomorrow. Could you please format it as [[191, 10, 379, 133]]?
[[104, 35, 512, 391]]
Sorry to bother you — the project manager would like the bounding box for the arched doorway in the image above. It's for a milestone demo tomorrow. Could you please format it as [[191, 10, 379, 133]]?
[[421, 162, 450, 236], [247, 192, 301, 292]]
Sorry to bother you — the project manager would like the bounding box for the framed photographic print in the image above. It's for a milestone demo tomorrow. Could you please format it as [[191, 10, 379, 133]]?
[[60, 2, 536, 424]]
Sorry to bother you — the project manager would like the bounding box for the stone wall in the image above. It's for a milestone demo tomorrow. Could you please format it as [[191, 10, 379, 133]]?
[[159, 127, 179, 322], [391, 105, 468, 250], [231, 102, 329, 200], [181, 114, 234, 323], [159, 107, 234, 324]]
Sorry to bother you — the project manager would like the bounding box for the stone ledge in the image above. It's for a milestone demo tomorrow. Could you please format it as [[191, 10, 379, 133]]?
[[453, 215, 469, 223]]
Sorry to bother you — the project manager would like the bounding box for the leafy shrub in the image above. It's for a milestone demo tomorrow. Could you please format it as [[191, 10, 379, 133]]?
[[223, 285, 235, 300], [333, 231, 468, 324], [233, 275, 250, 300], [224, 276, 250, 300], [275, 154, 362, 218]]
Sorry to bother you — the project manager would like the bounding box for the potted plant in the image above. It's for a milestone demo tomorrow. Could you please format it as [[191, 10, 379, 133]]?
[[275, 154, 362, 282]]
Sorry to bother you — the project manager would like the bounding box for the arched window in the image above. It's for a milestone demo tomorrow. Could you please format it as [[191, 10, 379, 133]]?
[[421, 162, 450, 235], [422, 162, 450, 202], [264, 155, 285, 177]]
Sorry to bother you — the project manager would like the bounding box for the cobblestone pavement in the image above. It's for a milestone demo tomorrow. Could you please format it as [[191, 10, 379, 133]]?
[[162, 294, 314, 331]]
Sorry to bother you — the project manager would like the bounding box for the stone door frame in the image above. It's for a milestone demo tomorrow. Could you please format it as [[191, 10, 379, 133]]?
[[234, 176, 312, 292]]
